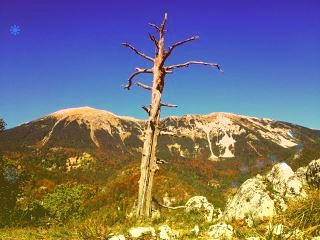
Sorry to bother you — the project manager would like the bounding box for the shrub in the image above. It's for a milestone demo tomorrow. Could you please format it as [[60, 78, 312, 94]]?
[[43, 184, 93, 223], [0, 156, 27, 226]]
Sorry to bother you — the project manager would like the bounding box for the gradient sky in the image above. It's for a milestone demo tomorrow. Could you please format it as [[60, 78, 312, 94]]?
[[0, 0, 319, 129]]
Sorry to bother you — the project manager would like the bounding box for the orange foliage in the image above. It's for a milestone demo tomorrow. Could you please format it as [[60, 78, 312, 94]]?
[[37, 178, 55, 192]]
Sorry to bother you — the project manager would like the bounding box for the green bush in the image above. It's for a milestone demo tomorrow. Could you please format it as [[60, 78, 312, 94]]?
[[18, 200, 48, 226], [0, 156, 26, 227], [43, 184, 92, 223]]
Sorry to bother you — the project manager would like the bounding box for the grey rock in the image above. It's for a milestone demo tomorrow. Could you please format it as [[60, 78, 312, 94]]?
[[224, 177, 275, 223], [207, 223, 233, 240], [267, 163, 304, 198], [306, 159, 320, 188], [158, 225, 178, 240], [128, 227, 155, 238], [185, 196, 216, 222]]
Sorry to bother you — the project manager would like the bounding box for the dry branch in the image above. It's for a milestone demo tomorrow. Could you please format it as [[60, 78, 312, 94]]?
[[160, 103, 178, 108], [160, 13, 168, 32], [136, 82, 152, 90], [142, 105, 150, 114], [148, 23, 161, 32], [148, 33, 159, 49], [122, 68, 153, 90], [156, 158, 168, 164], [165, 36, 199, 59], [122, 42, 154, 62], [166, 61, 223, 72], [152, 197, 186, 210]]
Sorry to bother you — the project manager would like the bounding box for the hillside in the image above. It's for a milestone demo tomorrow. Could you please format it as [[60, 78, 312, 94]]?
[[1, 107, 320, 238], [1, 107, 319, 165]]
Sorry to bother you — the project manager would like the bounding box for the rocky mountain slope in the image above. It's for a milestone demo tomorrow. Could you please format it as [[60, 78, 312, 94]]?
[[1, 107, 319, 239], [1, 107, 319, 162]]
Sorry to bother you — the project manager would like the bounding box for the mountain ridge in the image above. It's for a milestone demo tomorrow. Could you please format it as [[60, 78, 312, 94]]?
[[1, 106, 319, 166]]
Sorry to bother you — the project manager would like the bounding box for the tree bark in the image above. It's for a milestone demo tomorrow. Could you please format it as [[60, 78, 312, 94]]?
[[136, 28, 166, 217]]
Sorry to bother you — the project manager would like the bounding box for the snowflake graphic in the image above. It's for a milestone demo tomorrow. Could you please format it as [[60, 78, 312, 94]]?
[[10, 25, 21, 35]]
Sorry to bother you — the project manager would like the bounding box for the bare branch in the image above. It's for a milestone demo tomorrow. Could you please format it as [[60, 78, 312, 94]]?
[[165, 36, 199, 58], [148, 33, 159, 50], [122, 68, 153, 90], [160, 102, 178, 108], [142, 105, 150, 114], [148, 23, 160, 32], [122, 42, 154, 62], [160, 131, 175, 136], [160, 13, 168, 32], [136, 82, 152, 90], [152, 197, 186, 210], [156, 158, 168, 164], [166, 61, 223, 72]]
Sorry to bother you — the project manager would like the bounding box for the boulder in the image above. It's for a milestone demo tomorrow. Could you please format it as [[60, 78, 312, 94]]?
[[109, 235, 125, 240], [306, 159, 320, 188], [284, 229, 304, 239], [207, 223, 233, 240], [191, 225, 200, 236], [267, 163, 304, 198], [223, 177, 275, 222], [128, 227, 156, 238], [185, 196, 217, 222], [295, 166, 308, 186], [162, 192, 176, 207], [268, 224, 284, 236], [158, 225, 178, 240]]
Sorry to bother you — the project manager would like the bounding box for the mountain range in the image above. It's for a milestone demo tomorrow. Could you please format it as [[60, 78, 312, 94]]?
[[1, 106, 320, 178]]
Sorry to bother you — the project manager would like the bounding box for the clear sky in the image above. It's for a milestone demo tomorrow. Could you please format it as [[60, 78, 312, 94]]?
[[0, 0, 319, 129]]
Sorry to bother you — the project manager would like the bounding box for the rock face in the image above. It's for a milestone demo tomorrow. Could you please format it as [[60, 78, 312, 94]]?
[[191, 225, 200, 236], [224, 162, 308, 225], [207, 223, 233, 240], [158, 225, 178, 240], [295, 166, 308, 186], [268, 224, 284, 236], [2, 107, 319, 166], [109, 235, 126, 240], [128, 227, 156, 238], [185, 196, 218, 222], [266, 163, 304, 198], [306, 159, 320, 188], [223, 176, 275, 222]]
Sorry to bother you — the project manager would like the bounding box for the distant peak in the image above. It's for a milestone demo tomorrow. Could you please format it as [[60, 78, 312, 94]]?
[[48, 106, 141, 122], [51, 106, 110, 116]]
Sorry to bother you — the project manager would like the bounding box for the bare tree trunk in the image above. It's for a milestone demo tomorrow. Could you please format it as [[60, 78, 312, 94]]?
[[136, 38, 165, 217], [121, 13, 222, 218]]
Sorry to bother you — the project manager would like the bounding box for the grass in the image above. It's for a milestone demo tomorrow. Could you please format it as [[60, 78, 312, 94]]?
[[0, 226, 78, 240], [279, 188, 320, 236]]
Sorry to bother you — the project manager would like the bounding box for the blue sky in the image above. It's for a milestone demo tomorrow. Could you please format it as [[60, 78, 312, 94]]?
[[0, 0, 319, 129]]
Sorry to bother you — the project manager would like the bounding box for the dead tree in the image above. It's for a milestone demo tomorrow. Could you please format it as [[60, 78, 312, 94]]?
[[122, 13, 222, 218]]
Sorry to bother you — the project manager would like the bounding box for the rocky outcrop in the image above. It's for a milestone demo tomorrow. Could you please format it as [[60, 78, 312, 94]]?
[[108, 235, 125, 240], [267, 224, 284, 236], [185, 196, 221, 222], [295, 166, 308, 186], [158, 225, 178, 240], [224, 162, 309, 225], [207, 223, 233, 240], [306, 159, 320, 188], [223, 175, 275, 223], [128, 227, 156, 238], [191, 225, 200, 236], [266, 163, 305, 198]]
